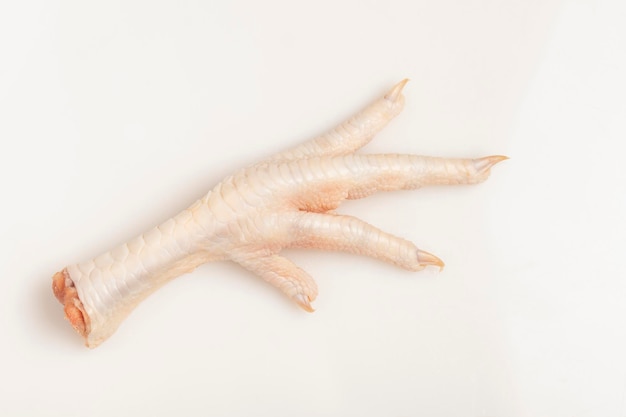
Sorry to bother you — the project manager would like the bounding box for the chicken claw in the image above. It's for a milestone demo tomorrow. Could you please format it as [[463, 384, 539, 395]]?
[[52, 80, 506, 348]]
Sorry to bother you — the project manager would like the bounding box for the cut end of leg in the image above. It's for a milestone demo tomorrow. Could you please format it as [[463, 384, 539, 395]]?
[[52, 270, 68, 303], [52, 269, 90, 340], [417, 249, 445, 271], [473, 155, 509, 175], [385, 79, 409, 102]]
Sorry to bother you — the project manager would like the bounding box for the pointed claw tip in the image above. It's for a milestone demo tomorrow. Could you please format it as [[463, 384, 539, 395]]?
[[417, 249, 445, 271], [474, 155, 509, 174], [385, 79, 409, 102], [294, 294, 315, 312]]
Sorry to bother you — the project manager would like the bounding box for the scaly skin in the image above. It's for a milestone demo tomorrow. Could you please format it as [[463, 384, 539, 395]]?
[[52, 79, 507, 348]]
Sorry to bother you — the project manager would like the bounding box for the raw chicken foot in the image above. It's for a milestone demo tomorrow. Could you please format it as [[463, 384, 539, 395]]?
[[52, 79, 506, 348]]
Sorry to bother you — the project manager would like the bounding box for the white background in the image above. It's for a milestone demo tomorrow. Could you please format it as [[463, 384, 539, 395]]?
[[1, 0, 625, 416]]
